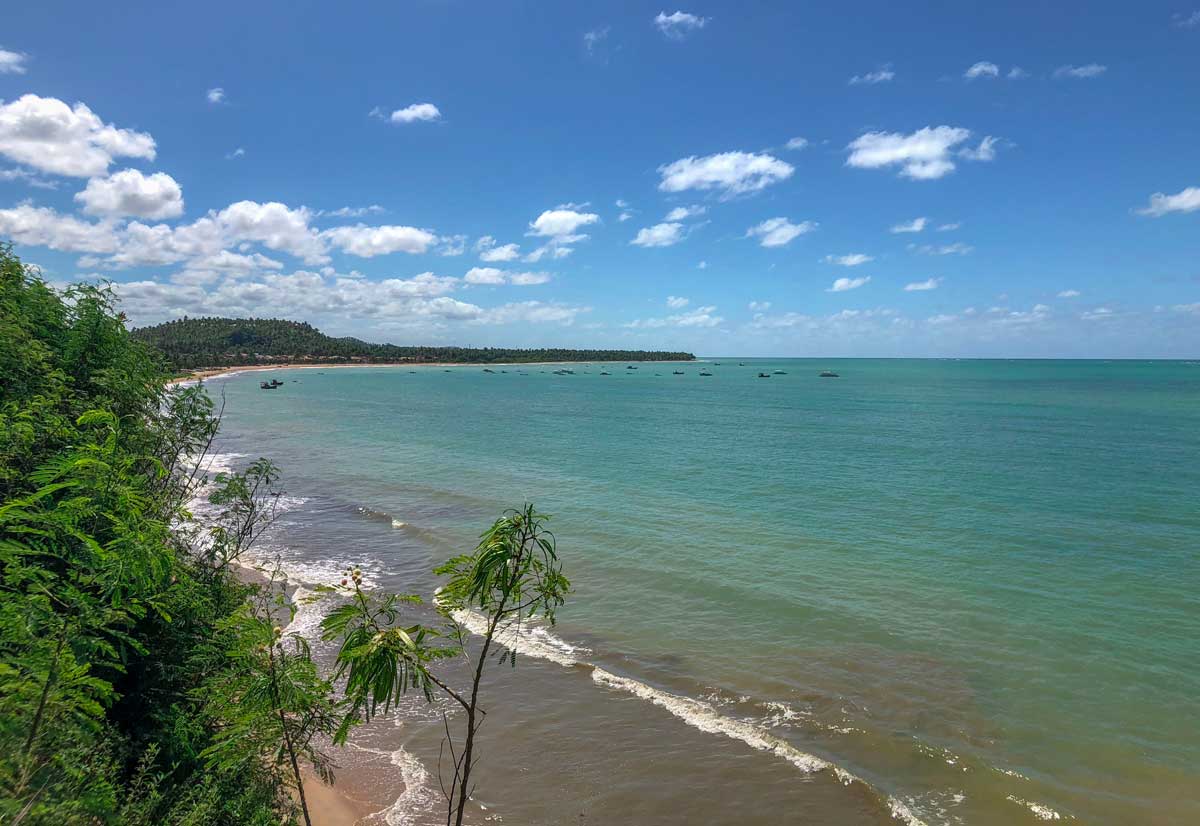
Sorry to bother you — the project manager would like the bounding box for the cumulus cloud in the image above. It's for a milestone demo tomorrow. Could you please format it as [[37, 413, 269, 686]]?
[[528, 208, 600, 238], [785, 136, 809, 151], [206, 87, 226, 104], [890, 217, 927, 233], [0, 203, 121, 253], [225, 147, 246, 160], [631, 222, 685, 247], [1058, 289, 1081, 298], [1136, 186, 1200, 216], [903, 277, 941, 291], [1054, 64, 1106, 79], [323, 223, 438, 257], [746, 217, 816, 247], [627, 304, 723, 328], [828, 276, 871, 292], [1082, 307, 1114, 320], [654, 10, 708, 39], [849, 66, 895, 85], [748, 301, 771, 311], [964, 61, 1000, 79], [936, 222, 961, 232], [464, 267, 550, 286], [658, 150, 794, 198], [667, 296, 689, 308], [476, 236, 521, 262], [583, 26, 610, 54], [75, 169, 184, 219], [375, 103, 442, 123], [959, 136, 998, 161], [0, 47, 29, 75], [1008, 67, 1029, 79], [0, 94, 156, 177], [664, 204, 706, 221], [847, 126, 993, 180], [823, 253, 873, 267]]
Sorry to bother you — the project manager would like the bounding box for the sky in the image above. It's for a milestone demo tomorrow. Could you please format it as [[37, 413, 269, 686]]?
[[1, 1, 1198, 357]]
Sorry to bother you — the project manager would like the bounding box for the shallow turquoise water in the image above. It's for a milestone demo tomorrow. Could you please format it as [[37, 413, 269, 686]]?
[[208, 359, 1200, 825]]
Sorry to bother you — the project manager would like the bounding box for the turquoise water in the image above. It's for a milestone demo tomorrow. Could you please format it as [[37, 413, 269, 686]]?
[[206, 359, 1200, 825]]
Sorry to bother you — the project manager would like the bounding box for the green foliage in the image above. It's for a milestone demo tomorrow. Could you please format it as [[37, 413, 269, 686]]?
[[131, 315, 696, 369], [0, 244, 297, 824], [321, 504, 570, 826]]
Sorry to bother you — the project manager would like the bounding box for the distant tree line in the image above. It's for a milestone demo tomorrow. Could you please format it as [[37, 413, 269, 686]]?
[[131, 317, 695, 369]]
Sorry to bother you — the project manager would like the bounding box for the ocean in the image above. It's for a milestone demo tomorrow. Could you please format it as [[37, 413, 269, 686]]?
[[197, 359, 1199, 826]]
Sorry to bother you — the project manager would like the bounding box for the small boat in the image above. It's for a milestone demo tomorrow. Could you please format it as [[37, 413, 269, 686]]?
[[819, 370, 840, 378], [773, 370, 786, 375], [483, 368, 495, 373], [259, 381, 276, 390], [699, 371, 713, 376], [738, 363, 746, 367], [673, 370, 685, 375], [600, 371, 611, 375], [626, 365, 638, 370], [758, 372, 771, 378]]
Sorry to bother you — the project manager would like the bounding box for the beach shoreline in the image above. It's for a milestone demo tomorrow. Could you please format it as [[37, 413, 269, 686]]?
[[169, 358, 699, 385]]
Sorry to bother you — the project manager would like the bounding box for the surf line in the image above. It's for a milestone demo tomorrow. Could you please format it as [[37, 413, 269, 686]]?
[[449, 608, 929, 826]]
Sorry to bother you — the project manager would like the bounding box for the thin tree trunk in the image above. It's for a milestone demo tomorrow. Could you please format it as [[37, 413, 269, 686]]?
[[269, 644, 313, 826], [22, 633, 65, 761]]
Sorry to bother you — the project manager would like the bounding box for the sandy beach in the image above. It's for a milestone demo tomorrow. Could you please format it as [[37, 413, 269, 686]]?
[[169, 359, 696, 385]]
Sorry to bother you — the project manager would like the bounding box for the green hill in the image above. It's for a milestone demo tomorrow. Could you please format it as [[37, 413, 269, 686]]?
[[131, 316, 695, 369]]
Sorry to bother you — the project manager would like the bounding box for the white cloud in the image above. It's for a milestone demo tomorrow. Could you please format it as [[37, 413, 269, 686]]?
[[664, 204, 706, 221], [617, 211, 633, 222], [464, 267, 507, 285], [437, 234, 466, 256], [1008, 67, 1029, 79], [0, 203, 121, 253], [627, 304, 723, 328], [748, 301, 771, 311], [1082, 307, 1114, 320], [75, 168, 184, 219], [823, 253, 873, 267], [528, 208, 600, 238], [1058, 289, 1081, 298], [377, 103, 442, 124], [226, 147, 245, 160], [785, 136, 809, 151], [1172, 10, 1200, 27], [654, 10, 709, 39], [847, 126, 991, 180], [890, 217, 927, 233], [477, 236, 521, 262], [323, 223, 437, 257], [658, 150, 794, 198], [463, 267, 551, 286], [696, 260, 708, 269], [1172, 302, 1200, 314], [913, 242, 973, 256], [666, 295, 689, 308], [849, 66, 895, 85], [903, 277, 941, 291], [206, 87, 226, 104], [828, 276, 871, 292], [1054, 64, 1106, 79], [323, 205, 384, 218], [1136, 186, 1200, 217], [936, 222, 961, 232], [0, 94, 156, 177], [964, 61, 1000, 79], [746, 217, 816, 247], [0, 167, 57, 189], [0, 47, 29, 75], [959, 135, 999, 161], [631, 222, 685, 247]]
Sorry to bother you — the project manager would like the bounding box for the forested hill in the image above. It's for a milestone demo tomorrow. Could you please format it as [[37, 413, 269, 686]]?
[[132, 317, 695, 369]]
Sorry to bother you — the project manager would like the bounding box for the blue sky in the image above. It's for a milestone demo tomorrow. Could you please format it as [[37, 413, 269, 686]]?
[[2, 1, 1198, 357]]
